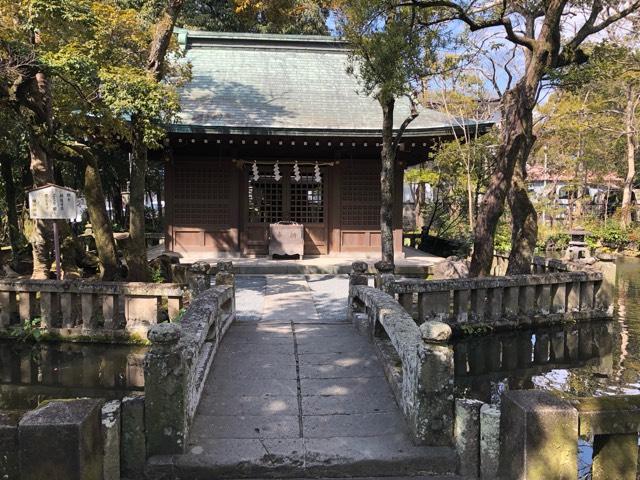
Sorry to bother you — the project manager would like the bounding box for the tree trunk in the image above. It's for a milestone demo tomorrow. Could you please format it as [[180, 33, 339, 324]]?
[[466, 167, 474, 231], [156, 187, 163, 225], [506, 155, 537, 275], [379, 96, 396, 265], [621, 85, 637, 229], [147, 0, 186, 81], [126, 125, 150, 281], [82, 151, 121, 280], [112, 190, 124, 227], [414, 182, 425, 231], [469, 83, 533, 277], [28, 133, 54, 279], [0, 154, 24, 268], [124, 0, 186, 281]]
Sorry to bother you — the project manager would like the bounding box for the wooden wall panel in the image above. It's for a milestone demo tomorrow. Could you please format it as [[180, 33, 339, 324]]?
[[336, 158, 403, 254], [168, 158, 239, 254]]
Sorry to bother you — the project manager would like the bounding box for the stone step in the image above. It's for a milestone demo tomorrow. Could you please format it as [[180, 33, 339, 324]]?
[[146, 444, 459, 479]]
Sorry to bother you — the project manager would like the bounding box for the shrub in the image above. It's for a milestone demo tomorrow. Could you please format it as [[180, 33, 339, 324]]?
[[543, 232, 570, 251], [494, 221, 511, 254], [598, 222, 629, 250]]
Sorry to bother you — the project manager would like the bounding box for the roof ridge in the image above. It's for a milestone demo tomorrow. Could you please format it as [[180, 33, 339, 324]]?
[[175, 28, 348, 50]]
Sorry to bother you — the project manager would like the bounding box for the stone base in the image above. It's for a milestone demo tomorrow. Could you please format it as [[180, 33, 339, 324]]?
[[18, 399, 104, 480]]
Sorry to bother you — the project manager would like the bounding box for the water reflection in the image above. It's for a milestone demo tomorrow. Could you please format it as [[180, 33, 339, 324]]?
[[0, 341, 146, 410], [454, 320, 614, 403], [454, 257, 640, 402]]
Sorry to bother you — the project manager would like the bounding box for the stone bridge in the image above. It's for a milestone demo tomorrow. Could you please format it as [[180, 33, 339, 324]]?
[[147, 273, 457, 479], [139, 259, 632, 480]]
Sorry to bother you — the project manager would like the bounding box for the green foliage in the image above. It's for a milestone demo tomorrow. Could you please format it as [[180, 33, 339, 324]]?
[[543, 232, 570, 251], [180, 0, 330, 35], [99, 67, 181, 147], [172, 307, 187, 323], [536, 224, 571, 251], [10, 318, 44, 342], [404, 167, 439, 186], [493, 220, 511, 254], [151, 265, 165, 283], [338, 0, 451, 103], [459, 323, 494, 336], [589, 223, 630, 250]]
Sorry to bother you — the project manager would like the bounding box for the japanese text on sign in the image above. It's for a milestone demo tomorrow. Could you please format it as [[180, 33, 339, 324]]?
[[28, 185, 77, 220]]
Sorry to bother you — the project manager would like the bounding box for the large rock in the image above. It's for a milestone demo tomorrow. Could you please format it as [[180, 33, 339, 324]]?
[[420, 321, 452, 342], [432, 256, 469, 279], [19, 399, 104, 480]]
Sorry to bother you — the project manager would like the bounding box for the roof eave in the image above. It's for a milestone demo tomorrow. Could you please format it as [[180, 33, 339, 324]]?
[[167, 122, 495, 139]]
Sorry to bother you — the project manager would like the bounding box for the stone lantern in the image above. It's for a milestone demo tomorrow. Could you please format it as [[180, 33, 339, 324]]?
[[565, 228, 590, 260]]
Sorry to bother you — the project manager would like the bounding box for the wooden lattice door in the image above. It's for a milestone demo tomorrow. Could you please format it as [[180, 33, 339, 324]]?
[[242, 164, 328, 255]]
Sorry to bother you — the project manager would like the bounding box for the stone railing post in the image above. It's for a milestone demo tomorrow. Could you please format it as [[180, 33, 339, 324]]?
[[498, 390, 578, 479], [187, 261, 211, 298], [144, 323, 187, 456], [18, 399, 104, 480], [595, 256, 616, 316], [374, 260, 395, 294], [214, 261, 235, 289], [411, 321, 454, 446], [576, 395, 640, 480], [349, 261, 369, 287], [215, 260, 236, 315], [455, 398, 484, 478], [347, 262, 368, 327]]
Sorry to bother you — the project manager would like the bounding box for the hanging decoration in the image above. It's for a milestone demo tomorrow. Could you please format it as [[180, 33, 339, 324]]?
[[293, 161, 301, 182], [314, 161, 322, 183], [251, 160, 260, 181], [273, 161, 282, 182]]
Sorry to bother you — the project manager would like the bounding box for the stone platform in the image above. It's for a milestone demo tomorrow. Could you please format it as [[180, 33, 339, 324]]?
[[149, 247, 444, 277], [147, 275, 458, 479]]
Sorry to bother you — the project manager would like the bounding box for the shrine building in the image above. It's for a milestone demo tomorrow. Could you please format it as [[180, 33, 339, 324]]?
[[164, 30, 492, 257]]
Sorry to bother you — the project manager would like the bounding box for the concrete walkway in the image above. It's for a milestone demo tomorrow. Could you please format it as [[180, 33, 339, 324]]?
[[164, 276, 457, 479]]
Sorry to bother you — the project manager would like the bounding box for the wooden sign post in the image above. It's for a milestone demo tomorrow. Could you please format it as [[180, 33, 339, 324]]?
[[28, 184, 78, 280]]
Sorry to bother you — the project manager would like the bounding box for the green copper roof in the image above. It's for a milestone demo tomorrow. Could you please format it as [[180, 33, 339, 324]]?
[[171, 30, 492, 137]]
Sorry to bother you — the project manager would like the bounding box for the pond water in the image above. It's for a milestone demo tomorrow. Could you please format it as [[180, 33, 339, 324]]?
[[0, 341, 146, 410]]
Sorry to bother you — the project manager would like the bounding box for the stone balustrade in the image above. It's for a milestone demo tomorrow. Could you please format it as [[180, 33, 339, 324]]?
[[144, 274, 236, 455], [0, 279, 187, 340], [386, 270, 612, 330], [347, 273, 454, 446], [491, 254, 579, 276]]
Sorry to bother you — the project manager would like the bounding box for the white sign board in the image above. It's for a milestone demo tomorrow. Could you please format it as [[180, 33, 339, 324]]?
[[28, 185, 77, 220]]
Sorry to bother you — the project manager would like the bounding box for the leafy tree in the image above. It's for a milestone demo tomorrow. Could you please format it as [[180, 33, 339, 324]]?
[[406, 0, 640, 276], [120, 0, 187, 281], [337, 0, 452, 266], [0, 0, 185, 279], [427, 72, 498, 232], [533, 87, 625, 228], [554, 43, 640, 228], [0, 107, 29, 268], [180, 0, 330, 34]]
